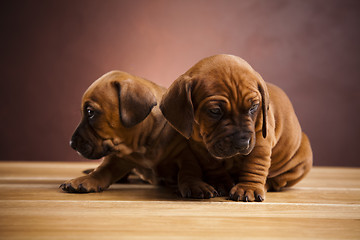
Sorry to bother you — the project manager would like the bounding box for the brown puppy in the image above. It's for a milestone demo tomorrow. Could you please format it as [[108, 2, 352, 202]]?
[[60, 71, 219, 199], [160, 54, 313, 202]]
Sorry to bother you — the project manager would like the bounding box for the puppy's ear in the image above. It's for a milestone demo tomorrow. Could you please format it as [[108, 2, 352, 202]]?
[[160, 75, 194, 139], [257, 75, 269, 138], [113, 79, 157, 128]]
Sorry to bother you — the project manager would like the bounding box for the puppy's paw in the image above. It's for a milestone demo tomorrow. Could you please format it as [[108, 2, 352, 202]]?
[[179, 181, 218, 199], [60, 175, 110, 193], [229, 183, 265, 202]]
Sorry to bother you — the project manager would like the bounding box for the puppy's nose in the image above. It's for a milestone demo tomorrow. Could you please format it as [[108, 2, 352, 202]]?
[[70, 130, 80, 150], [234, 134, 251, 150], [70, 133, 78, 150], [69, 139, 76, 150]]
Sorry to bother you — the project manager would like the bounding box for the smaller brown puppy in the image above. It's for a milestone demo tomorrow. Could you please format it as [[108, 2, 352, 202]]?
[[160, 54, 313, 202], [61, 71, 174, 192], [60, 71, 220, 199]]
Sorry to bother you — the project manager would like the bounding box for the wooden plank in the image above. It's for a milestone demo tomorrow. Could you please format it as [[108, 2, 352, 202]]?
[[0, 161, 359, 240], [0, 182, 359, 205], [0, 200, 359, 239]]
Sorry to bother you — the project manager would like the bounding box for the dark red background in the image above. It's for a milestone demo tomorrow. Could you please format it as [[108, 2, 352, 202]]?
[[1, 0, 359, 166]]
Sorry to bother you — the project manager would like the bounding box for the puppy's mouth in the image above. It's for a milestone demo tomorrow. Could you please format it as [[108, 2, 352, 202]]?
[[207, 143, 251, 159]]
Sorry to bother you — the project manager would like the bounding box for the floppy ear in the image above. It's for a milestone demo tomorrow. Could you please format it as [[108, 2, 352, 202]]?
[[113, 79, 157, 128], [160, 75, 194, 139], [257, 76, 269, 139]]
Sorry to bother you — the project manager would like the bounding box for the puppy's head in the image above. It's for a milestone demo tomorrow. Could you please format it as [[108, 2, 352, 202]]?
[[70, 71, 157, 159], [160, 54, 269, 159]]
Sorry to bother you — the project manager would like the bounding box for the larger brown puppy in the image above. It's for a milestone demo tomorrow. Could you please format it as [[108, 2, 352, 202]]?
[[60, 70, 220, 199], [160, 54, 313, 202]]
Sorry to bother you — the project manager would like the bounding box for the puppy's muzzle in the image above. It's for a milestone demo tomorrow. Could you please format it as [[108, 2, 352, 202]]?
[[70, 130, 107, 160], [69, 138, 92, 155], [70, 132, 92, 158], [210, 132, 252, 158]]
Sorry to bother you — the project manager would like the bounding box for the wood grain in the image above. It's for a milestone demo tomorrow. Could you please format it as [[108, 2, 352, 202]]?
[[0, 161, 359, 239]]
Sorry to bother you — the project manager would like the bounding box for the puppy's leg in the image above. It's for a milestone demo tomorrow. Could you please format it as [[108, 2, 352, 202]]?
[[60, 155, 136, 193], [177, 147, 218, 199], [229, 138, 271, 202], [266, 133, 313, 191], [82, 169, 131, 183]]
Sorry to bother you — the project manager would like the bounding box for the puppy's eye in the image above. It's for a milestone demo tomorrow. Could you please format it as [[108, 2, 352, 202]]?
[[208, 107, 222, 118], [87, 108, 95, 119], [249, 104, 259, 114]]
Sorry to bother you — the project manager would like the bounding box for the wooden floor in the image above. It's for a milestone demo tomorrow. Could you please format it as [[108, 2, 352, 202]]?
[[0, 161, 359, 240]]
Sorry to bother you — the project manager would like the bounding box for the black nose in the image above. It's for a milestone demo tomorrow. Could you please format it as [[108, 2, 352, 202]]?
[[69, 139, 76, 150], [70, 133, 78, 150], [234, 134, 251, 150]]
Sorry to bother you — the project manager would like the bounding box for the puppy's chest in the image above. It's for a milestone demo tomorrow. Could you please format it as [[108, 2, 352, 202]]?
[[222, 157, 241, 171], [190, 143, 244, 172], [125, 151, 151, 168], [126, 147, 165, 169]]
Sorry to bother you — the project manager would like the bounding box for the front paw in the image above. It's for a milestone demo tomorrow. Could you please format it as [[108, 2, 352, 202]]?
[[229, 183, 265, 202], [60, 175, 110, 193], [179, 181, 218, 199]]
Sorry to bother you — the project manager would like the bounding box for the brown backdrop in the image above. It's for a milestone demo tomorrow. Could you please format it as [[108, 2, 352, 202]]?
[[1, 0, 359, 166]]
